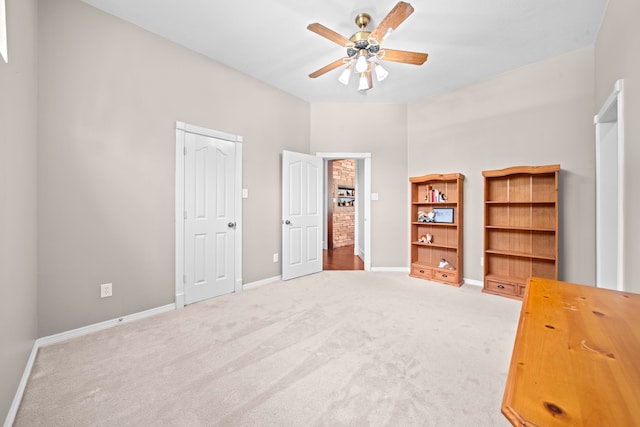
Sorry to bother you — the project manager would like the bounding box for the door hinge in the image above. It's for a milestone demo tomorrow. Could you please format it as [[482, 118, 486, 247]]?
[[184, 210, 187, 220], [183, 274, 186, 284], [184, 146, 187, 156]]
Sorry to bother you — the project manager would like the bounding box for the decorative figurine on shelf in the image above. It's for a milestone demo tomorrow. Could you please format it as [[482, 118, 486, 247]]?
[[438, 193, 447, 202], [418, 233, 433, 244], [438, 258, 456, 270], [418, 210, 435, 223]]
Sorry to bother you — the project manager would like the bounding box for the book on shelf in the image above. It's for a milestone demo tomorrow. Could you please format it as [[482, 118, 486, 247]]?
[[425, 188, 446, 203]]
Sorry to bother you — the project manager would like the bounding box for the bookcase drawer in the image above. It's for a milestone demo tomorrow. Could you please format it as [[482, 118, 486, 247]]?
[[410, 264, 433, 280], [433, 268, 458, 284], [485, 279, 519, 297]]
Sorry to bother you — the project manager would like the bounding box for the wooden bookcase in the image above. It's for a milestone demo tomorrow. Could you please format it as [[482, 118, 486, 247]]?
[[409, 173, 464, 286], [482, 165, 560, 299]]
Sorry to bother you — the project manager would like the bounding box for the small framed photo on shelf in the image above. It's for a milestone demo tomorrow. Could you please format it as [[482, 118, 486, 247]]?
[[433, 208, 454, 223]]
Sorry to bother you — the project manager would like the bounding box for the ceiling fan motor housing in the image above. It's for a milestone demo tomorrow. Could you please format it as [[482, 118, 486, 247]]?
[[355, 12, 371, 30], [348, 13, 380, 58]]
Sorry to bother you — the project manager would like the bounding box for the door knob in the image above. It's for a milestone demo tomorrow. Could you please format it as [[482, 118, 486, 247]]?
[[228, 222, 236, 228], [284, 220, 291, 225]]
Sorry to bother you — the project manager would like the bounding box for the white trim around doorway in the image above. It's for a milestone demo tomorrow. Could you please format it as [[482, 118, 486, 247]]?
[[593, 79, 625, 291]]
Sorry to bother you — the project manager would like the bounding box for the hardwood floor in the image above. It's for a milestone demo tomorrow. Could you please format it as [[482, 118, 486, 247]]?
[[323, 245, 364, 270]]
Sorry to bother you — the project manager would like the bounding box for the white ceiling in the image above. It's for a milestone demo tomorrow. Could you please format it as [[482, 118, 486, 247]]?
[[80, 0, 608, 104]]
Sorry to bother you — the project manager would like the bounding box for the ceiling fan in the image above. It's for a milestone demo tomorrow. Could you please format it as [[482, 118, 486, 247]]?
[[307, 1, 428, 92]]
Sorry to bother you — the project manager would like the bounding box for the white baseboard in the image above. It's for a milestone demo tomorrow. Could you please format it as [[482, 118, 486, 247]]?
[[175, 292, 185, 309], [3, 303, 175, 427], [4, 342, 39, 427], [463, 278, 483, 287], [243, 275, 281, 291], [370, 267, 411, 273], [37, 304, 175, 347]]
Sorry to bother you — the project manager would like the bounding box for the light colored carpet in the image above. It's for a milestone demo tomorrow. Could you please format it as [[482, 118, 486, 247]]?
[[15, 271, 521, 426]]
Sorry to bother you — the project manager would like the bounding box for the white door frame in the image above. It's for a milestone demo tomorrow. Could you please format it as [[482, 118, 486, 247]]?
[[318, 152, 372, 271], [175, 121, 243, 308], [594, 79, 625, 291]]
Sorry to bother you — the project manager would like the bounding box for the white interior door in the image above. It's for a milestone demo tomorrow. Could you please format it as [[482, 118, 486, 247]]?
[[184, 131, 236, 303], [282, 151, 322, 280]]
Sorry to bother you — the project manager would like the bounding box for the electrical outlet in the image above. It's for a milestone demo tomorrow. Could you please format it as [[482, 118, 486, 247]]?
[[273, 253, 279, 263], [100, 283, 113, 298]]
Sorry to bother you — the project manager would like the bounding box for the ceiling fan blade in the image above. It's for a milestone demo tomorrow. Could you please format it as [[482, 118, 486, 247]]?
[[307, 23, 352, 47], [381, 48, 428, 65], [309, 58, 347, 78], [369, 1, 414, 42]]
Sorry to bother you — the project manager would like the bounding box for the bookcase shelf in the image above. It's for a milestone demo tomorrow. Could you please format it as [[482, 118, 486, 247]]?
[[412, 202, 458, 206], [485, 226, 556, 233], [412, 241, 458, 250]]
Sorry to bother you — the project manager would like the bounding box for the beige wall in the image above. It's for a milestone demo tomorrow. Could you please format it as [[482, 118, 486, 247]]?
[[408, 47, 596, 285], [310, 104, 409, 268], [37, 0, 309, 336], [595, 0, 640, 294], [0, 0, 39, 421]]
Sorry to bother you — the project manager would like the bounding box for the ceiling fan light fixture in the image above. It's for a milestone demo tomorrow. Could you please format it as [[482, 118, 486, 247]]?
[[338, 65, 352, 85], [355, 51, 368, 73], [358, 73, 370, 91], [374, 63, 389, 81]]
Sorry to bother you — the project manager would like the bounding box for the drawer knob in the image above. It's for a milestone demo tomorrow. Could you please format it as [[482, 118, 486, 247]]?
[[442, 274, 448, 278], [498, 284, 505, 289], [419, 269, 425, 273]]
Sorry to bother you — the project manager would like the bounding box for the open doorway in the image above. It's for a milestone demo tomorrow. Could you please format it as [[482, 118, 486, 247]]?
[[594, 79, 625, 291], [325, 159, 363, 270], [318, 153, 371, 271]]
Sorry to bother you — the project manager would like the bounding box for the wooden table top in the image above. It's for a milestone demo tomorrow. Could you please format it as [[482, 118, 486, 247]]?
[[502, 277, 640, 426]]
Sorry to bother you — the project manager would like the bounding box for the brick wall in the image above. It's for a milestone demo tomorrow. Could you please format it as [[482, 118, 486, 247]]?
[[332, 159, 356, 248]]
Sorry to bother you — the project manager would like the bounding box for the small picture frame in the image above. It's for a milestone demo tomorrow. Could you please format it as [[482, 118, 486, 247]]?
[[433, 208, 454, 223]]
